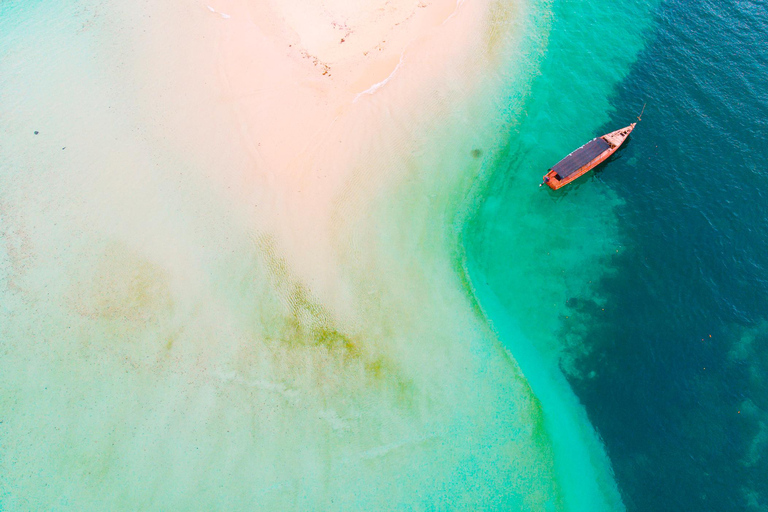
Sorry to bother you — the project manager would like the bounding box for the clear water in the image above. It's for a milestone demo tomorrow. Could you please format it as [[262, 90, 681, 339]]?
[[467, 0, 768, 510]]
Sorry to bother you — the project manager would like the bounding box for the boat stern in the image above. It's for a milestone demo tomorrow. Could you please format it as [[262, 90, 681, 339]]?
[[543, 170, 563, 190]]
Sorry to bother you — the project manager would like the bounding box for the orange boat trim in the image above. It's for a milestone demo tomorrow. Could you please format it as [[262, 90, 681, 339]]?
[[543, 123, 636, 190]]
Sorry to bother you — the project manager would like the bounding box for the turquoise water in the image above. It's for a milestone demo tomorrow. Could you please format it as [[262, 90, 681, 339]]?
[[468, 0, 768, 510], [464, 0, 656, 507]]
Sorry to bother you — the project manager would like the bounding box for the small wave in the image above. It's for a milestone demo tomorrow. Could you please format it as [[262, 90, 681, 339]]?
[[353, 54, 405, 103]]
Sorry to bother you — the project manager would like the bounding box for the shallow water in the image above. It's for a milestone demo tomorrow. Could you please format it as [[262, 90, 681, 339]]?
[[464, 0, 657, 508]]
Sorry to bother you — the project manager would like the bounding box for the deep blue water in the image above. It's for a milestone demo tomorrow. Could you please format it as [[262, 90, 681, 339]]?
[[562, 0, 768, 509]]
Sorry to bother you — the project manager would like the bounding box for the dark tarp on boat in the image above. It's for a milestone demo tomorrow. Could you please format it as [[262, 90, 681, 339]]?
[[551, 137, 611, 178]]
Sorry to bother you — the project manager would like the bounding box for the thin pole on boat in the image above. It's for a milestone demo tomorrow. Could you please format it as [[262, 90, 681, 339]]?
[[637, 102, 646, 122]]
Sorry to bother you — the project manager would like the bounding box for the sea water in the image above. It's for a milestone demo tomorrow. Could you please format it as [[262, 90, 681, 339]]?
[[467, 0, 768, 510]]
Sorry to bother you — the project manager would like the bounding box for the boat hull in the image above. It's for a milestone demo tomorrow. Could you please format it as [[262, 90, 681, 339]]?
[[543, 123, 635, 190]]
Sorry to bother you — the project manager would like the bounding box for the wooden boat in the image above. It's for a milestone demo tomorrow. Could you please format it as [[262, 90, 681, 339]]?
[[542, 123, 635, 190]]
